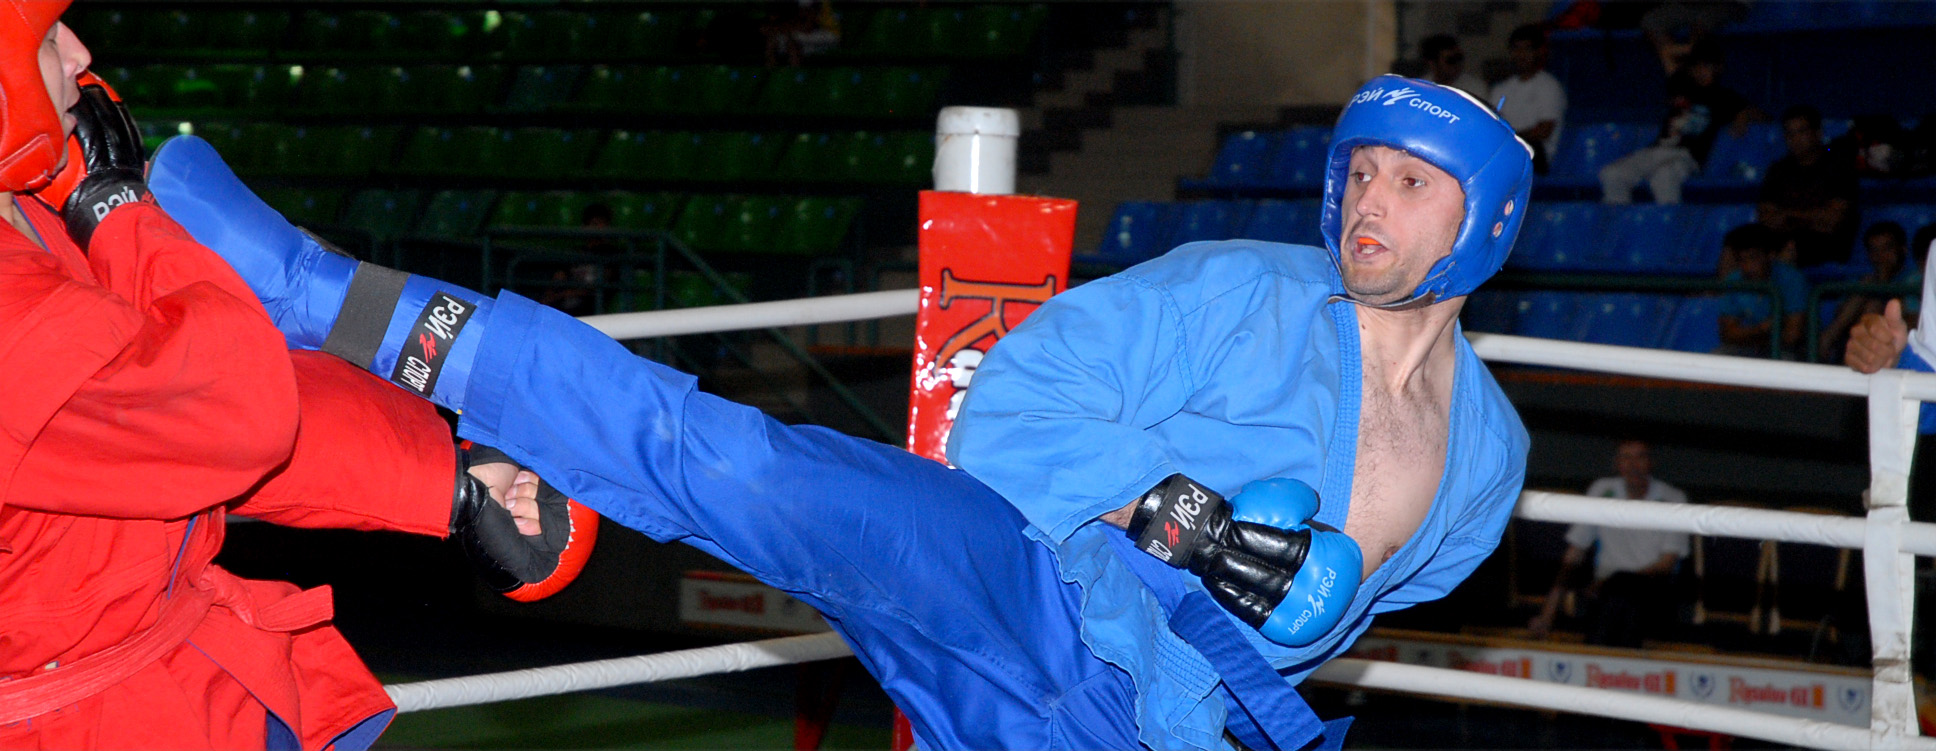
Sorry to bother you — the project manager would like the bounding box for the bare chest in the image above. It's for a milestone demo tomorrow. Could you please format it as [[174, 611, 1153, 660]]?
[[1346, 385, 1449, 579]]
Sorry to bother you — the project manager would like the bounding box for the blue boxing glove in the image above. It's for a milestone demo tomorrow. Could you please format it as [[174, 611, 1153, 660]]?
[[149, 135, 491, 413], [1126, 475, 1363, 647]]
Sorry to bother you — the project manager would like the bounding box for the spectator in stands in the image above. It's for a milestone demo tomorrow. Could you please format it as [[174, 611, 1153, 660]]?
[[762, 0, 841, 67], [1820, 221, 1920, 363], [1599, 43, 1754, 205], [1716, 223, 1808, 358], [1639, 1, 1750, 74], [1758, 105, 1862, 268], [1528, 440, 1691, 647], [1487, 24, 1566, 175], [1420, 34, 1486, 98]]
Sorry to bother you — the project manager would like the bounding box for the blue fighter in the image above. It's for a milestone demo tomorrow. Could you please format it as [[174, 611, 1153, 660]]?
[[149, 75, 1531, 750]]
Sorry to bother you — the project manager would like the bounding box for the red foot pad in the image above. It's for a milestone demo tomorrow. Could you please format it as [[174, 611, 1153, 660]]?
[[501, 499, 599, 602]]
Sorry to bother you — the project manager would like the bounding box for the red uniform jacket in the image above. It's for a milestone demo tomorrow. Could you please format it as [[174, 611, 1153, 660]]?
[[0, 199, 457, 750]]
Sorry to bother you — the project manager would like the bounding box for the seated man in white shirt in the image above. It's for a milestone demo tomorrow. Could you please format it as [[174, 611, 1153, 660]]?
[[1420, 33, 1486, 98], [1487, 24, 1567, 174], [1528, 439, 1690, 647]]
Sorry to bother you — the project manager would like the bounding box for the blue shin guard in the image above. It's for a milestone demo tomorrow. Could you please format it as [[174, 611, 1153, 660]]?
[[150, 135, 490, 412]]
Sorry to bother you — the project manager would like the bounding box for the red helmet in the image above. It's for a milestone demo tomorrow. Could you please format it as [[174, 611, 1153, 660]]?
[[0, 1, 75, 193]]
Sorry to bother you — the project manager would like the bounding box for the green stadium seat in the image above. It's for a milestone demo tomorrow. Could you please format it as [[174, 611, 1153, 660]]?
[[603, 131, 703, 181], [298, 66, 395, 114], [752, 68, 819, 115], [397, 126, 502, 177], [671, 195, 741, 252], [295, 10, 400, 54], [491, 190, 593, 229], [771, 133, 839, 181], [194, 65, 295, 112], [246, 123, 306, 176], [958, 4, 1047, 57], [140, 10, 200, 52], [825, 131, 876, 182], [696, 132, 784, 182], [686, 66, 765, 114], [857, 131, 934, 185], [772, 197, 861, 255], [570, 65, 642, 112], [415, 190, 499, 239], [340, 189, 424, 242], [98, 66, 174, 110], [717, 196, 790, 254], [861, 67, 946, 118], [810, 68, 868, 116], [502, 10, 598, 60], [602, 191, 685, 231], [501, 65, 583, 113], [849, 7, 927, 56], [394, 65, 503, 115], [397, 11, 476, 58], [600, 10, 689, 58], [499, 128, 601, 179], [203, 9, 290, 53], [254, 125, 395, 178], [257, 188, 348, 228], [64, 8, 145, 53]]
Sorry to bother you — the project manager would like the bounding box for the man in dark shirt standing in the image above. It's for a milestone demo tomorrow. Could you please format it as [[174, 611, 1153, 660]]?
[[1599, 44, 1753, 204], [1758, 105, 1861, 268]]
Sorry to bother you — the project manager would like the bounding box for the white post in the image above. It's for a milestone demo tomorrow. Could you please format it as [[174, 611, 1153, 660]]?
[[932, 106, 1019, 195], [1864, 370, 1921, 746]]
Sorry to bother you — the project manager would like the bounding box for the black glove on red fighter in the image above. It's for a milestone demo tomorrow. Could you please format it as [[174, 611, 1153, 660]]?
[[452, 442, 600, 602]]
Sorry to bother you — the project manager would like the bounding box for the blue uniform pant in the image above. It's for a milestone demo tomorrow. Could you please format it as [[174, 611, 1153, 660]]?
[[457, 294, 1143, 750]]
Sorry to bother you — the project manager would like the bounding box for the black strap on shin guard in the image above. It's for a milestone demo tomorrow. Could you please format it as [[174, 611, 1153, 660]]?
[[319, 250, 409, 370]]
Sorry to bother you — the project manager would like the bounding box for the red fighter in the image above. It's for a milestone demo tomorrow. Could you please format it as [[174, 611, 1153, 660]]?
[[0, 7, 595, 749]]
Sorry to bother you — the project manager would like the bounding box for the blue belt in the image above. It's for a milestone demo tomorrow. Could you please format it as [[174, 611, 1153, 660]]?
[[1108, 535, 1351, 751]]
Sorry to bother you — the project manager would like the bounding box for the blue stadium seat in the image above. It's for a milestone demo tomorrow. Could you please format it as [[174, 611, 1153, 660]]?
[[1204, 131, 1276, 187], [1169, 201, 1252, 246], [1265, 127, 1330, 189], [1698, 121, 1786, 183], [1239, 199, 1323, 246], [1547, 122, 1653, 188], [1513, 291, 1586, 341], [1576, 293, 1678, 348], [1085, 202, 1175, 266], [1509, 202, 1603, 271], [1686, 204, 1756, 272], [1663, 295, 1724, 353], [1605, 204, 1703, 273], [1461, 289, 1521, 334]]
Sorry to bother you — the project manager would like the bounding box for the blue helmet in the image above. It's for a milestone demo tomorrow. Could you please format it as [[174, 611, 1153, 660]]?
[[1320, 75, 1533, 306]]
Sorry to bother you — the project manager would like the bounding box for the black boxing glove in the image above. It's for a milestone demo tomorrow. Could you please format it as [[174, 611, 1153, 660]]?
[[452, 442, 600, 601], [48, 71, 149, 249], [1126, 474, 1363, 646]]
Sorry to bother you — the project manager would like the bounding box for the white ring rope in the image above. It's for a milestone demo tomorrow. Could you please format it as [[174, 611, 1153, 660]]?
[[1520, 491, 1936, 557], [580, 289, 919, 340], [572, 291, 1936, 399], [1307, 659, 1936, 751], [374, 292, 1934, 748], [385, 632, 854, 713]]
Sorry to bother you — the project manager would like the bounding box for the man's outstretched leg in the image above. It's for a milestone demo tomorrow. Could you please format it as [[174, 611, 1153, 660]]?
[[150, 137, 1143, 750]]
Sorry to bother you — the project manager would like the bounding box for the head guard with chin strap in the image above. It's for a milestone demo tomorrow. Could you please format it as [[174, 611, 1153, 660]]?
[[0, 1, 74, 194], [1320, 74, 1533, 307]]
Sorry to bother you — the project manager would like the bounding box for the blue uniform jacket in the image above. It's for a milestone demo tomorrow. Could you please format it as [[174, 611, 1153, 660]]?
[[949, 240, 1531, 749]]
